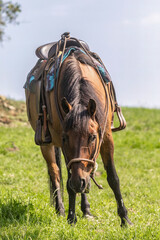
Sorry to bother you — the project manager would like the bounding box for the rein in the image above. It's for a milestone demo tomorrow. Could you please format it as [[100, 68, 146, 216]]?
[[52, 32, 109, 189]]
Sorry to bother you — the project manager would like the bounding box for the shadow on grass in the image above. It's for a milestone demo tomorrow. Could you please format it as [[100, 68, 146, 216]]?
[[0, 198, 35, 227]]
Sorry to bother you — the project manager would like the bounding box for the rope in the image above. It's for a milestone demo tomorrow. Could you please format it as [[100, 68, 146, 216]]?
[[67, 158, 95, 170], [90, 175, 103, 189], [71, 37, 109, 162]]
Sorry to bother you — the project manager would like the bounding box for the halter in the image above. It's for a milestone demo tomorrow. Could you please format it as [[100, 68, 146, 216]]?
[[52, 32, 109, 190]]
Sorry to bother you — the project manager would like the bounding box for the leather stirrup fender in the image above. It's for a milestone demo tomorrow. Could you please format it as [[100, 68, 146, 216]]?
[[35, 117, 43, 145], [35, 115, 52, 145]]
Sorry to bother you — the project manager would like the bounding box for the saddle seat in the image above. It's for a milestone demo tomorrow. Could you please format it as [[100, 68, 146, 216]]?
[[36, 39, 90, 60]]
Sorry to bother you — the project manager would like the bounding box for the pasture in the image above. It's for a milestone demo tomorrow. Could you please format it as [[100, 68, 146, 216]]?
[[0, 99, 160, 239]]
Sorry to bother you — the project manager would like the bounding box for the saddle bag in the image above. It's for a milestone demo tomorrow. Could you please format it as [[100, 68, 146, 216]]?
[[25, 59, 52, 145], [25, 59, 46, 93]]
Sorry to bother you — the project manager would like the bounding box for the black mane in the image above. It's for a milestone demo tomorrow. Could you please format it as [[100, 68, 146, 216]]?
[[60, 51, 105, 133]]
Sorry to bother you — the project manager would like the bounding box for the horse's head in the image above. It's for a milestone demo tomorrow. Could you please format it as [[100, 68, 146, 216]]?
[[61, 97, 100, 193]]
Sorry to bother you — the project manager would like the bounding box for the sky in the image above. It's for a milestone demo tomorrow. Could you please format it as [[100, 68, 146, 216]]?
[[0, 0, 160, 108]]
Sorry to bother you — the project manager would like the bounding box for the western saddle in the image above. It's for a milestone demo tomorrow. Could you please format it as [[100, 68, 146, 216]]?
[[35, 33, 90, 60], [27, 32, 126, 145]]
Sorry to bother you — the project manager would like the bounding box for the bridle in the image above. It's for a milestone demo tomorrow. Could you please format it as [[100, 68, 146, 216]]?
[[64, 131, 103, 189], [52, 32, 109, 189]]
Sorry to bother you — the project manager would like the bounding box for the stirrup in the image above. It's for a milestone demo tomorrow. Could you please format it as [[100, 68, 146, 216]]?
[[111, 105, 126, 132]]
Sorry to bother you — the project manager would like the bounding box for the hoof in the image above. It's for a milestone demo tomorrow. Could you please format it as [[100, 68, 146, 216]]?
[[56, 208, 65, 217], [83, 214, 94, 220], [121, 216, 133, 227], [67, 215, 77, 225], [59, 210, 65, 217]]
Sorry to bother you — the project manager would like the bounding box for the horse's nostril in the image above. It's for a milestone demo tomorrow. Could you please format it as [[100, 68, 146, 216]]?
[[81, 178, 86, 190]]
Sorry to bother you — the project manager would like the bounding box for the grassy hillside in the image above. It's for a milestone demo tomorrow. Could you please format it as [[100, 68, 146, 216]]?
[[0, 97, 160, 239]]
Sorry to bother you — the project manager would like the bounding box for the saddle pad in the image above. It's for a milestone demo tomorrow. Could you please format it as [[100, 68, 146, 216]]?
[[24, 47, 111, 92]]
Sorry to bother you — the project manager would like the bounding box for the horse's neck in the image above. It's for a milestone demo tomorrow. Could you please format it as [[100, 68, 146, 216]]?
[[79, 63, 106, 107]]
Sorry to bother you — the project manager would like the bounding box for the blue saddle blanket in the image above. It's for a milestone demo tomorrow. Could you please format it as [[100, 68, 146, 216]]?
[[25, 47, 111, 92]]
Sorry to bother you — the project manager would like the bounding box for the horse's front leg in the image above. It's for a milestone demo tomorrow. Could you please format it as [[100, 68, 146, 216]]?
[[67, 171, 77, 224], [100, 133, 132, 226], [40, 145, 65, 216], [81, 193, 92, 218]]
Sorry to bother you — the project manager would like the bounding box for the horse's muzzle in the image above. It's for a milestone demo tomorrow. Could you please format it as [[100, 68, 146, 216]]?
[[69, 177, 87, 193]]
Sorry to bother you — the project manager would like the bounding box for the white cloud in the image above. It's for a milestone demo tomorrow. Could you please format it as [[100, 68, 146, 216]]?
[[122, 19, 132, 26], [51, 4, 69, 17], [140, 13, 160, 25], [122, 13, 160, 27]]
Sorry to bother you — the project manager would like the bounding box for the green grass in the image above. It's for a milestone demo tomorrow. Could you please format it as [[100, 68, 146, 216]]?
[[0, 106, 160, 239]]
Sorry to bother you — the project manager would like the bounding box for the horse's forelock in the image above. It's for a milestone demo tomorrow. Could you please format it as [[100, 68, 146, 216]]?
[[64, 104, 90, 134]]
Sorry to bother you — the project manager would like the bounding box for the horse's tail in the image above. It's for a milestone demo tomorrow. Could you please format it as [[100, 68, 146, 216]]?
[[54, 147, 64, 199]]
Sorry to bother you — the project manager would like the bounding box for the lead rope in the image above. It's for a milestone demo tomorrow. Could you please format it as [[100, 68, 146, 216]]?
[[91, 175, 103, 189], [71, 38, 109, 189], [71, 41, 110, 190]]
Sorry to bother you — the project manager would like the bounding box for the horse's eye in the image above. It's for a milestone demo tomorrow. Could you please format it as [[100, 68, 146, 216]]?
[[88, 134, 96, 144]]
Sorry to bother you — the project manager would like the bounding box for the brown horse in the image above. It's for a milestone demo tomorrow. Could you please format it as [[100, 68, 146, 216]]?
[[25, 43, 132, 226]]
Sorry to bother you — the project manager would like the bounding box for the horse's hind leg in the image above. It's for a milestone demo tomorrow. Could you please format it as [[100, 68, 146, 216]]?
[[40, 145, 65, 216], [100, 133, 132, 226]]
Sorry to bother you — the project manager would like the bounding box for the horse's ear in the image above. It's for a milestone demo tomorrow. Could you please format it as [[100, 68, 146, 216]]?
[[61, 97, 72, 114], [88, 99, 96, 118]]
